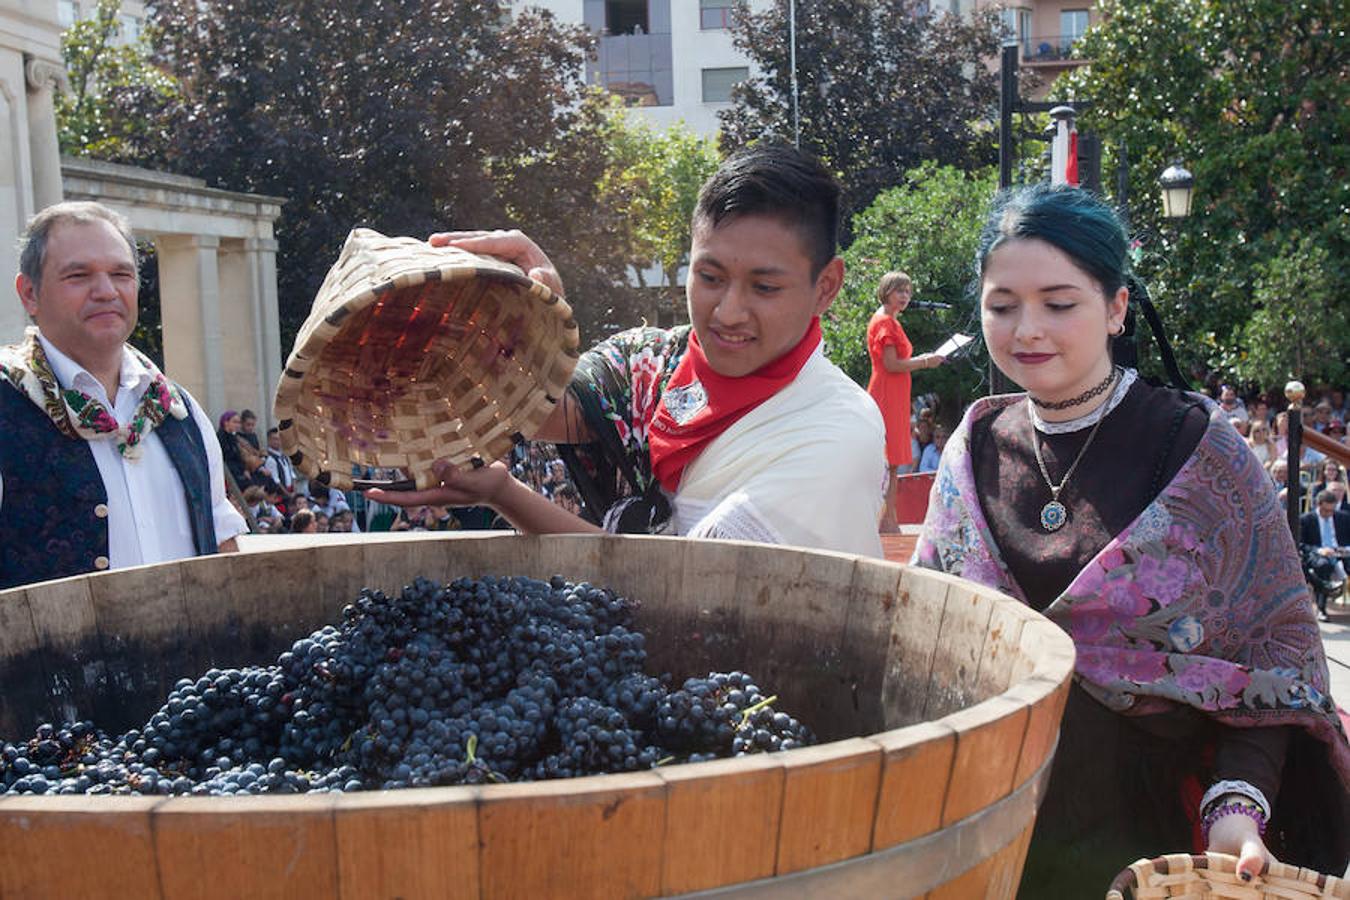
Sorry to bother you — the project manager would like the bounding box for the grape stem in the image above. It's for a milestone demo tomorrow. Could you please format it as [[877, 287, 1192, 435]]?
[[463, 734, 508, 782], [736, 694, 779, 731]]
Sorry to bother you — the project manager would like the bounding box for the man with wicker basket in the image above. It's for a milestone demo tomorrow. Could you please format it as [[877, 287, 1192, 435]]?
[[370, 145, 886, 556], [0, 202, 245, 589]]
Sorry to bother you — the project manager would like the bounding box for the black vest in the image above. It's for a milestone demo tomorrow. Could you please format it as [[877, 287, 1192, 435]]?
[[0, 381, 218, 589]]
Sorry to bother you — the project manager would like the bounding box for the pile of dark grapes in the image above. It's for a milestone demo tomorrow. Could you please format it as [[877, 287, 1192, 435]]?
[[0, 575, 813, 796]]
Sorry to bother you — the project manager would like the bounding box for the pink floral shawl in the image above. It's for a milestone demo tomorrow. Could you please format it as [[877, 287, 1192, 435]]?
[[915, 393, 1350, 787]]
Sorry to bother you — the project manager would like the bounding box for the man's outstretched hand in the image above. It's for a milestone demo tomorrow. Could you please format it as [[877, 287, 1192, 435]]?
[[366, 459, 510, 511]]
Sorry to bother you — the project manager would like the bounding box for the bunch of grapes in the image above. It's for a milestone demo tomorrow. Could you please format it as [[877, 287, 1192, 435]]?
[[0, 575, 815, 797], [530, 697, 663, 779]]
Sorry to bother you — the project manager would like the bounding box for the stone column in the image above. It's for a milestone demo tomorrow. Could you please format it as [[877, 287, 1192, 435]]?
[[215, 236, 283, 426], [217, 239, 264, 419], [157, 234, 225, 418], [249, 237, 283, 423], [23, 56, 66, 213], [0, 55, 33, 343]]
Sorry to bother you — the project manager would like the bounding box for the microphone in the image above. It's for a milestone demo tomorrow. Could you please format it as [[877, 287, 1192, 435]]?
[[909, 299, 952, 310]]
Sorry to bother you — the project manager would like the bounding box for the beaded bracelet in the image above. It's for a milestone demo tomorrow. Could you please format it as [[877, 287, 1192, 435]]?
[[1201, 798, 1268, 844], [1200, 779, 1271, 820]]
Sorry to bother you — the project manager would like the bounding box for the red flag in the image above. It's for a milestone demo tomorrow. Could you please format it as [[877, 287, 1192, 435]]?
[[1066, 130, 1080, 186]]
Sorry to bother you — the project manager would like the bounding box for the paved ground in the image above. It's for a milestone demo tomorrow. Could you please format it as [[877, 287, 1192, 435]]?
[[1320, 598, 1350, 707]]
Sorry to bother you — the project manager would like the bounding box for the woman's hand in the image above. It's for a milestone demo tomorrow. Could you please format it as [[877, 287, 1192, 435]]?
[[365, 459, 512, 510], [1206, 810, 1273, 881], [428, 229, 563, 298]]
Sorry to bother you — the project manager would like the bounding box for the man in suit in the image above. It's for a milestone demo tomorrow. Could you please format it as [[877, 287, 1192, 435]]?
[[1299, 489, 1350, 620]]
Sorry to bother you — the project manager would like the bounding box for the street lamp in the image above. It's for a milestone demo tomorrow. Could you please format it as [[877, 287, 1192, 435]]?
[[1120, 161, 1198, 392], [1158, 162, 1195, 220]]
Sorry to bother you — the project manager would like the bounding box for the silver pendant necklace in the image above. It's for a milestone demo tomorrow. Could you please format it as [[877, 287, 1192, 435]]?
[[1029, 369, 1118, 532]]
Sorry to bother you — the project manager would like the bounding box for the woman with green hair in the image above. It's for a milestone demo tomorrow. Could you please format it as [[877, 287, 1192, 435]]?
[[915, 184, 1349, 893]]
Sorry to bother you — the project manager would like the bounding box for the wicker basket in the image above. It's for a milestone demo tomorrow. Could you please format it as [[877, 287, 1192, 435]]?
[[1107, 853, 1349, 899], [273, 228, 580, 491]]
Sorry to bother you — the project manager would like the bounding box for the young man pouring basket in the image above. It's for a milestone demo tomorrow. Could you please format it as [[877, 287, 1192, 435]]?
[[369, 144, 886, 557]]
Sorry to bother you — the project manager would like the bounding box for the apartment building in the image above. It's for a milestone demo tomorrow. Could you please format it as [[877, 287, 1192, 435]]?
[[518, 1, 1098, 132], [513, 0, 772, 136], [63, 0, 1097, 132], [57, 0, 146, 40], [970, 0, 1098, 98]]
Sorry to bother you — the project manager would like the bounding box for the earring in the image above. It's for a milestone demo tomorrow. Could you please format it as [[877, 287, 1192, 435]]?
[[1110, 322, 1125, 337]]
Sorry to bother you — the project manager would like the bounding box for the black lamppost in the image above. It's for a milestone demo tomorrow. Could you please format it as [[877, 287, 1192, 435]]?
[[1286, 380, 1307, 538]]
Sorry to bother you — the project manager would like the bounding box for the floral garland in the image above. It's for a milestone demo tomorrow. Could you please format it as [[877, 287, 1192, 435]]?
[[0, 327, 188, 459]]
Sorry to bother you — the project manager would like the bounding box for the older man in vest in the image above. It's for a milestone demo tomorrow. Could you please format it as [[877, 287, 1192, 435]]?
[[0, 201, 244, 589]]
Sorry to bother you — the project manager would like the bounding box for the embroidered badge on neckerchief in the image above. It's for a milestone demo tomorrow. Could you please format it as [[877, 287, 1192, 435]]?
[[662, 380, 709, 426]]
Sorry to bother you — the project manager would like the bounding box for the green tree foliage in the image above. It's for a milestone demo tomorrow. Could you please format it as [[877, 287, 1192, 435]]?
[[1065, 0, 1349, 388], [130, 242, 163, 368], [56, 0, 181, 164], [599, 111, 721, 319], [721, 0, 1000, 225], [114, 0, 640, 348], [1238, 237, 1350, 387], [827, 162, 996, 416]]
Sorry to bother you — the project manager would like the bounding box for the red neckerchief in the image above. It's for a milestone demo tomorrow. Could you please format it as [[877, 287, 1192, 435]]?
[[648, 317, 822, 492]]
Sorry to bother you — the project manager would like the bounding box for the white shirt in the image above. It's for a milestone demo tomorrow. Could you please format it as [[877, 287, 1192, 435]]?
[[668, 348, 886, 558], [316, 492, 351, 518], [1320, 512, 1337, 549], [0, 335, 247, 569], [263, 447, 296, 489]]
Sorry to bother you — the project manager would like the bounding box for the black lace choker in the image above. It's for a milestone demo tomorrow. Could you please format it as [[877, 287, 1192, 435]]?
[[1029, 366, 1120, 411]]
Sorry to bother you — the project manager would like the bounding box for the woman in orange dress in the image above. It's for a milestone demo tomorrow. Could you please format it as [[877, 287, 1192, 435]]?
[[867, 271, 942, 531]]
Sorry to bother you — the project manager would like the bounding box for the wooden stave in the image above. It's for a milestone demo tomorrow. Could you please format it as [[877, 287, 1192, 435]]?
[[0, 534, 1075, 899]]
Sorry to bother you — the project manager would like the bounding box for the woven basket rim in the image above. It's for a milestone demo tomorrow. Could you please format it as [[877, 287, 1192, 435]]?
[[284, 253, 562, 368], [1106, 852, 1348, 899]]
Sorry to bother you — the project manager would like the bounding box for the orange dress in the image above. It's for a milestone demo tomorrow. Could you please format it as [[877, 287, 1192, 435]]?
[[866, 311, 913, 467]]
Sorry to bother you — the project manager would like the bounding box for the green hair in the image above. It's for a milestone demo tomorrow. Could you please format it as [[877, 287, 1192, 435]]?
[[976, 184, 1128, 298]]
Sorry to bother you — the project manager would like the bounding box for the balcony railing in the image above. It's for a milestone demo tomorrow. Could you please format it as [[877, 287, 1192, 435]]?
[[1021, 34, 1087, 63]]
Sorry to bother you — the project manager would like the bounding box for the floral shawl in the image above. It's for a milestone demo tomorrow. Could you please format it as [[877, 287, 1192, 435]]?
[[916, 393, 1350, 787], [557, 325, 690, 532], [0, 327, 188, 459]]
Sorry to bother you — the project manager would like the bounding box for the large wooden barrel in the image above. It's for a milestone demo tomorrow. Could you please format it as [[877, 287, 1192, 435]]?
[[0, 534, 1074, 899]]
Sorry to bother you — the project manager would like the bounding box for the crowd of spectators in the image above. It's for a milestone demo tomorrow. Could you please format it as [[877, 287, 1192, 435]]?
[[212, 379, 1347, 536], [214, 410, 586, 536], [1221, 381, 1350, 509], [895, 396, 949, 476], [509, 442, 584, 515]]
